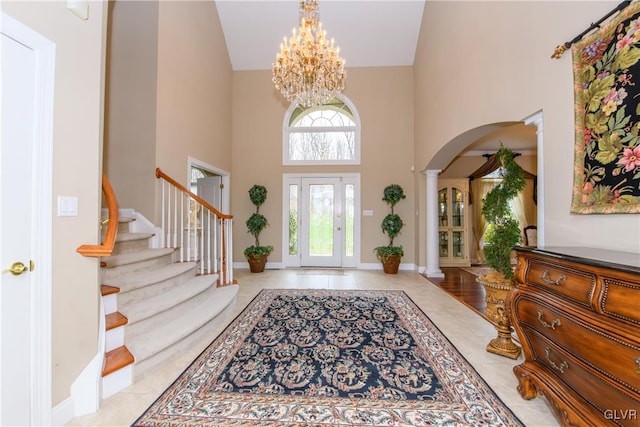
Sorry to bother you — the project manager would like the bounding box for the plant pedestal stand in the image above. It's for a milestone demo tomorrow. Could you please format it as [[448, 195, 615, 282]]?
[[477, 272, 521, 360]]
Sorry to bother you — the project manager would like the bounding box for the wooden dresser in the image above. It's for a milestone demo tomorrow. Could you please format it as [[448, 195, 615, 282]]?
[[508, 246, 640, 427]]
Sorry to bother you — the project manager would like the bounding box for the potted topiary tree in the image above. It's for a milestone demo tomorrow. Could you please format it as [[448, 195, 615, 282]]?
[[374, 184, 406, 274], [244, 184, 273, 273], [478, 145, 526, 359]]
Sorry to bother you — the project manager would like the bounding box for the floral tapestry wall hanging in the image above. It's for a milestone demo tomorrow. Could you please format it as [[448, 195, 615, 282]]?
[[572, 0, 640, 213]]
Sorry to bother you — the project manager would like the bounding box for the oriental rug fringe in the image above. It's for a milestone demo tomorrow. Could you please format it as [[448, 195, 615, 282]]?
[[132, 289, 523, 426]]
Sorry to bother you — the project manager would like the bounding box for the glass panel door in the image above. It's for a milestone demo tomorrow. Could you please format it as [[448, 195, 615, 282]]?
[[284, 174, 360, 268], [300, 178, 342, 267], [451, 187, 465, 260], [438, 179, 469, 266], [438, 187, 449, 257]]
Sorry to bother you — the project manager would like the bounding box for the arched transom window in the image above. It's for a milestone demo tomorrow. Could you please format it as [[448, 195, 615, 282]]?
[[283, 96, 361, 165]]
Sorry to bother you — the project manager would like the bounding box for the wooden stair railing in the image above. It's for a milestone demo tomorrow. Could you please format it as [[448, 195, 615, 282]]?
[[77, 174, 119, 257], [155, 168, 234, 286]]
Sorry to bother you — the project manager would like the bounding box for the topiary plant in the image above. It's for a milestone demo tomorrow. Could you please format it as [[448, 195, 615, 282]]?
[[244, 185, 273, 269], [481, 146, 526, 280], [375, 184, 406, 270]]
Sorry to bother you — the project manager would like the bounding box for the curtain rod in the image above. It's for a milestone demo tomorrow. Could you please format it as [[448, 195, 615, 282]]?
[[551, 0, 631, 59]]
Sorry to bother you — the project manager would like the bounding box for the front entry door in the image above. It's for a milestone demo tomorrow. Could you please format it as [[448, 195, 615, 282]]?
[[300, 178, 343, 267]]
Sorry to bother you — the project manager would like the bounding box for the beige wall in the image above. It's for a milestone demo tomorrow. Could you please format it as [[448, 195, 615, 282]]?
[[231, 67, 416, 265], [155, 0, 233, 214], [414, 1, 640, 259], [105, 1, 159, 220], [106, 1, 233, 223], [2, 1, 107, 406]]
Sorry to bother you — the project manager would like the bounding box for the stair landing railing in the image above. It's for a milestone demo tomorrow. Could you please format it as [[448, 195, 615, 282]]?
[[155, 168, 234, 286], [77, 174, 119, 257]]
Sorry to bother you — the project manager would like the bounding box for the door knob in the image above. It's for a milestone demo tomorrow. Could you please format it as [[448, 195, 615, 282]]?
[[3, 261, 32, 276]]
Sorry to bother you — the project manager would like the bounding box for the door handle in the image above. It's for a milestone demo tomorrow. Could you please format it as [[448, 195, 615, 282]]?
[[3, 261, 33, 276]]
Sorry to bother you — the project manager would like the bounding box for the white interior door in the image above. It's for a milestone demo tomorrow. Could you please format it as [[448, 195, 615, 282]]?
[[197, 175, 222, 211], [300, 178, 343, 267], [1, 13, 54, 426]]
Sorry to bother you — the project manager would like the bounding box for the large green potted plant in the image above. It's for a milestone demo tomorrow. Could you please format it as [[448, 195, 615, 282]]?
[[478, 146, 526, 359], [374, 184, 406, 274], [244, 185, 273, 273]]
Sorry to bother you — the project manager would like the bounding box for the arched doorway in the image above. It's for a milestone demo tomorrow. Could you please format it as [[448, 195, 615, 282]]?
[[422, 113, 543, 277]]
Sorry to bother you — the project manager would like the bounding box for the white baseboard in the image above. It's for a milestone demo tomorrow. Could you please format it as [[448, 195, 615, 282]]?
[[51, 396, 74, 426], [101, 365, 133, 399], [233, 261, 285, 270], [359, 262, 417, 271], [69, 350, 102, 417], [231, 262, 418, 272]]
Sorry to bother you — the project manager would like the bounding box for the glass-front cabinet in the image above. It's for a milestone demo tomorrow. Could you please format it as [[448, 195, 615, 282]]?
[[438, 179, 470, 267]]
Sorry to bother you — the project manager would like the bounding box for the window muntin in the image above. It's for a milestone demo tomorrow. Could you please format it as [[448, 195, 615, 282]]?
[[284, 97, 360, 165]]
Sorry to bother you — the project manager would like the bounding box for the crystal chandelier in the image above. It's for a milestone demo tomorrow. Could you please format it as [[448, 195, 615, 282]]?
[[272, 0, 346, 107]]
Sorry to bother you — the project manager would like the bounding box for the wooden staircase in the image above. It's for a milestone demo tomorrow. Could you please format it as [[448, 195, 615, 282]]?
[[99, 216, 238, 398]]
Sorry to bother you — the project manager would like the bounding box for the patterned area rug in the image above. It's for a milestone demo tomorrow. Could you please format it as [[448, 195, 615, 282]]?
[[132, 289, 523, 426]]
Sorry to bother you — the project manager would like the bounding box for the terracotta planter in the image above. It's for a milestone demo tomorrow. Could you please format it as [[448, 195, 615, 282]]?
[[381, 255, 401, 274], [247, 254, 268, 273]]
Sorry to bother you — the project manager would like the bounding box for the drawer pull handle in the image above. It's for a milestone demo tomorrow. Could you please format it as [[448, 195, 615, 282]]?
[[545, 347, 568, 373], [541, 270, 566, 286], [537, 310, 561, 329], [636, 358, 640, 374]]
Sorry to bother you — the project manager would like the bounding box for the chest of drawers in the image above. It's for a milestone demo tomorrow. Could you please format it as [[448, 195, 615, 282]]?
[[508, 247, 640, 427]]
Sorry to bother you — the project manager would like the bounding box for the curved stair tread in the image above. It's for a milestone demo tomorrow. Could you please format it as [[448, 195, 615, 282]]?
[[102, 248, 175, 268], [103, 262, 197, 293], [115, 232, 154, 243], [127, 284, 238, 363], [121, 274, 218, 325]]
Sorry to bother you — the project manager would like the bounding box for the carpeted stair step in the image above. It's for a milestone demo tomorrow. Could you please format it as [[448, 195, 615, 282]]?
[[111, 232, 154, 255], [102, 216, 135, 241], [101, 248, 176, 281], [103, 345, 134, 377], [125, 278, 225, 344], [117, 217, 135, 233], [104, 262, 198, 308], [120, 274, 218, 325], [126, 284, 238, 378]]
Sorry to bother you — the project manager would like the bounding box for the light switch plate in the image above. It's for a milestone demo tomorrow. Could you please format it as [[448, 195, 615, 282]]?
[[363, 210, 373, 216], [58, 196, 79, 217]]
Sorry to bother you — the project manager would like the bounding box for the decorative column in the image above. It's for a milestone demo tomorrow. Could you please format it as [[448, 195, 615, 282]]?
[[424, 169, 444, 277], [524, 111, 544, 247]]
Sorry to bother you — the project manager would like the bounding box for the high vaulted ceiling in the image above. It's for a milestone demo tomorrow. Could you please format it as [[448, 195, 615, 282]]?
[[215, 0, 427, 71], [216, 0, 537, 155]]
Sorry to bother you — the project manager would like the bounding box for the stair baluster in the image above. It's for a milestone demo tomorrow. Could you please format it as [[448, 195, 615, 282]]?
[[155, 168, 234, 285]]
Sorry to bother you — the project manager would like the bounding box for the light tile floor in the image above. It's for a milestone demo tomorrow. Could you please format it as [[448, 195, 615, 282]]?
[[67, 269, 560, 426]]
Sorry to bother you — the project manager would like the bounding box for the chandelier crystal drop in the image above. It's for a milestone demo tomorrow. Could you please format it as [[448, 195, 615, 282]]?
[[272, 0, 346, 107]]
